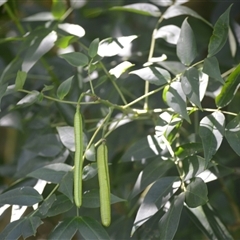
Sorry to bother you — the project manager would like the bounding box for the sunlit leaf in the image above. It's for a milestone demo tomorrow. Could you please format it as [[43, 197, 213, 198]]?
[[56, 126, 88, 152], [130, 159, 174, 199], [17, 91, 39, 107], [149, 0, 172, 7], [166, 82, 190, 122], [181, 67, 201, 109], [60, 52, 89, 67], [208, 5, 232, 57], [110, 61, 134, 78], [203, 57, 224, 83], [58, 23, 85, 38], [22, 31, 57, 72], [82, 189, 126, 208], [85, 144, 96, 162], [154, 25, 181, 45], [202, 203, 234, 239], [225, 114, 240, 156], [185, 177, 208, 208], [177, 18, 197, 66], [164, 5, 211, 26], [132, 177, 180, 233], [199, 112, 225, 167], [82, 163, 98, 181], [159, 192, 185, 240], [182, 155, 206, 181], [98, 35, 137, 57], [130, 67, 170, 85], [57, 76, 74, 100], [27, 163, 72, 183], [199, 70, 209, 101], [23, 12, 55, 21], [0, 187, 43, 206], [216, 64, 240, 108], [88, 38, 99, 58], [110, 3, 161, 17], [121, 135, 165, 162]]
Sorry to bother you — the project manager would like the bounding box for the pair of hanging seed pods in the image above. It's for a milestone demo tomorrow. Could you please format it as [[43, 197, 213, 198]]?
[[73, 108, 111, 227]]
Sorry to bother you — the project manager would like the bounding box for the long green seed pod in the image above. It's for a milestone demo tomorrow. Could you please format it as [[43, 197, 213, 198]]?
[[97, 141, 111, 227], [74, 108, 83, 208]]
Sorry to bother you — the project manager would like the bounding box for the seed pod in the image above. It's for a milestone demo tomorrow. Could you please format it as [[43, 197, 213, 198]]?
[[74, 108, 83, 208], [97, 141, 111, 227]]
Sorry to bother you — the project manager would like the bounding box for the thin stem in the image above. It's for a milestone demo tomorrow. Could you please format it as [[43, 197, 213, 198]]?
[[143, 15, 164, 110], [99, 61, 127, 105], [83, 108, 113, 157], [221, 66, 236, 78], [4, 3, 24, 35], [123, 85, 165, 109]]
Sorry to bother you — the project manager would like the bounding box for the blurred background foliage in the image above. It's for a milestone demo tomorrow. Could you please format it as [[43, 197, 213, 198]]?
[[0, 0, 240, 239]]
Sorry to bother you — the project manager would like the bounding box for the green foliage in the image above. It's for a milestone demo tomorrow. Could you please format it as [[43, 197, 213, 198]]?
[[0, 0, 239, 239]]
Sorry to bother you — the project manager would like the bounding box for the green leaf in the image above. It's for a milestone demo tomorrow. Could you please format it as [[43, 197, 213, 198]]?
[[130, 159, 174, 199], [177, 18, 197, 66], [56, 126, 87, 152], [203, 57, 224, 84], [82, 189, 126, 208], [202, 203, 234, 240], [17, 90, 39, 107], [39, 194, 56, 216], [77, 216, 110, 239], [58, 171, 73, 202], [47, 194, 73, 217], [175, 142, 203, 159], [199, 112, 225, 166], [55, 36, 77, 49], [208, 5, 232, 57], [57, 76, 74, 100], [0, 217, 43, 240], [58, 23, 85, 38], [98, 35, 137, 57], [181, 67, 201, 109], [130, 67, 170, 86], [60, 52, 89, 67], [132, 177, 180, 233], [166, 82, 190, 122], [159, 192, 185, 240], [85, 144, 96, 161], [52, 0, 66, 19], [109, 3, 161, 17], [225, 114, 240, 156], [15, 71, 27, 90], [185, 206, 217, 239], [49, 216, 110, 239], [27, 163, 72, 183], [48, 217, 79, 240], [121, 135, 164, 162], [164, 5, 211, 27], [186, 177, 208, 208], [22, 31, 57, 73], [216, 64, 240, 108], [88, 38, 99, 58], [182, 155, 206, 181], [0, 187, 43, 206], [154, 25, 181, 44]]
